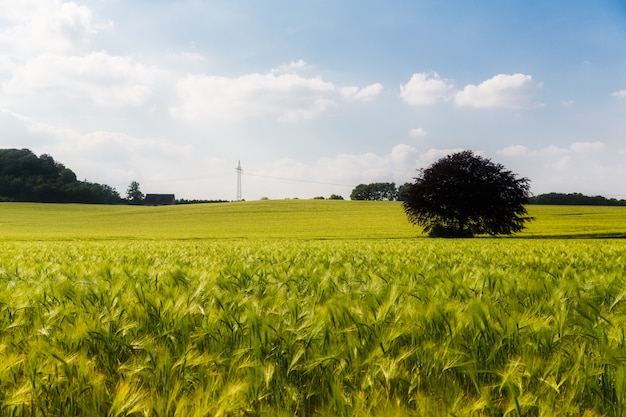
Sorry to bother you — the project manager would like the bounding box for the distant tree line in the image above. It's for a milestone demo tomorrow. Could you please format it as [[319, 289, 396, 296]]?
[[176, 198, 230, 204], [313, 194, 345, 200], [528, 192, 626, 206], [0, 148, 120, 203], [350, 182, 412, 201], [351, 181, 626, 208], [125, 181, 230, 205]]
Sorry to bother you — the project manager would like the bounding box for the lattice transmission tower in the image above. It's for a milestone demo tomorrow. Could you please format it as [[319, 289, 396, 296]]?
[[236, 160, 243, 201]]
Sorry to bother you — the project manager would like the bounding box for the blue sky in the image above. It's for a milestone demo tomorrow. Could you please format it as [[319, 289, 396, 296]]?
[[1, 0, 625, 200]]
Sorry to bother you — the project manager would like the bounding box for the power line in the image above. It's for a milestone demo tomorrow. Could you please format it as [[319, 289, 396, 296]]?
[[242, 171, 355, 188]]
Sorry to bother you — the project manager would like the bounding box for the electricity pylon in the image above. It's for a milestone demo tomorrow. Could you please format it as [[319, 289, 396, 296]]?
[[236, 161, 242, 201]]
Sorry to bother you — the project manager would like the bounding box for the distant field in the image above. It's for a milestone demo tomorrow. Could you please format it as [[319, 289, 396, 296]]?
[[1, 200, 626, 240], [523, 204, 626, 238], [1, 201, 626, 415], [0, 200, 413, 240]]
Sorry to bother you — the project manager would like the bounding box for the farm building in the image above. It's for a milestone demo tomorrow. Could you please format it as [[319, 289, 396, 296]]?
[[144, 194, 175, 205]]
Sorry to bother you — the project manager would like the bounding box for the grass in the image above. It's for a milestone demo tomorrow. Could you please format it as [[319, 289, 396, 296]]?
[[0, 200, 415, 240], [1, 239, 626, 415], [1, 200, 626, 240], [1, 200, 626, 415], [522, 205, 626, 238]]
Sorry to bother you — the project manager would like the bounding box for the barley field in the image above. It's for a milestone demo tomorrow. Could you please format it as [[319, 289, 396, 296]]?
[[1, 201, 626, 416]]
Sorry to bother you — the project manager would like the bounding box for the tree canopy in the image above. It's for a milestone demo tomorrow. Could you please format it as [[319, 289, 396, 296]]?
[[402, 151, 532, 237], [350, 182, 398, 201], [528, 192, 626, 206], [0, 148, 120, 203], [126, 181, 144, 205]]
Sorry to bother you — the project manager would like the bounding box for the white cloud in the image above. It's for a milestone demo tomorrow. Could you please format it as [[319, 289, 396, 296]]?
[[3, 52, 166, 107], [400, 72, 454, 105], [315, 152, 389, 184], [170, 72, 380, 122], [570, 141, 605, 153], [316, 146, 463, 185], [420, 148, 466, 164], [271, 59, 309, 74], [256, 144, 466, 195], [293, 144, 422, 190], [551, 156, 571, 172], [177, 52, 206, 63], [540, 145, 569, 156], [0, 1, 103, 58], [454, 73, 543, 109], [390, 144, 418, 166], [497, 145, 529, 157], [611, 90, 626, 98], [409, 127, 428, 137], [2, 109, 189, 158], [401, 72, 543, 109], [494, 142, 626, 197], [0, 108, 75, 141], [1, 109, 194, 192], [340, 83, 383, 102], [252, 146, 533, 200], [171, 73, 334, 122]]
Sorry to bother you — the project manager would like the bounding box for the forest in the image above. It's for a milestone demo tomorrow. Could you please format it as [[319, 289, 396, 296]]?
[[527, 192, 626, 206], [0, 148, 120, 203]]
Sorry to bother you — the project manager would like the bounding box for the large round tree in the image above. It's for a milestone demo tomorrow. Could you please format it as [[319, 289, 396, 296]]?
[[403, 151, 532, 237]]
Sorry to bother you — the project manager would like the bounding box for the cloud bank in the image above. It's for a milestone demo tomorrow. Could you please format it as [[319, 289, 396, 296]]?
[[401, 72, 543, 109], [455, 74, 543, 109], [3, 52, 165, 107], [170, 73, 382, 122]]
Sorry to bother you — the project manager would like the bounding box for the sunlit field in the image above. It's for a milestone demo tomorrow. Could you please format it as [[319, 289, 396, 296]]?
[[0, 200, 414, 240], [1, 201, 626, 416], [2, 200, 626, 240]]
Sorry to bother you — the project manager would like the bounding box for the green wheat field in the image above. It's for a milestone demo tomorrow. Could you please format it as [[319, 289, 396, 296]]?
[[1, 201, 626, 416]]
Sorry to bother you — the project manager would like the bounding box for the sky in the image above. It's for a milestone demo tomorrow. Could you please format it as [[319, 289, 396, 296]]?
[[1, 0, 626, 201]]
